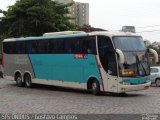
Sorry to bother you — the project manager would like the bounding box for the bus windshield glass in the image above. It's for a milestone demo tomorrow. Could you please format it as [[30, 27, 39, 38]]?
[[113, 36, 146, 51], [113, 36, 149, 77]]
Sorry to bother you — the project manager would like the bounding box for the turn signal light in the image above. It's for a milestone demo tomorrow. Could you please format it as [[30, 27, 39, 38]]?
[[122, 71, 134, 75]]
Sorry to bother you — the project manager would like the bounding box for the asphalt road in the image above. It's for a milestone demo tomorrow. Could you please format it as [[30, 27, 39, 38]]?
[[0, 78, 160, 114]]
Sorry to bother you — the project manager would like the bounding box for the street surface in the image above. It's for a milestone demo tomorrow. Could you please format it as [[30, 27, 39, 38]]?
[[0, 78, 160, 114]]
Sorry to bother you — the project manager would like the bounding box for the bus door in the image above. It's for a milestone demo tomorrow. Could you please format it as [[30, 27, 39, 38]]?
[[98, 36, 118, 92]]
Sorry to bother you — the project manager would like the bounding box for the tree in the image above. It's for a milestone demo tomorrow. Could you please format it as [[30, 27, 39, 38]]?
[[0, 0, 78, 38]]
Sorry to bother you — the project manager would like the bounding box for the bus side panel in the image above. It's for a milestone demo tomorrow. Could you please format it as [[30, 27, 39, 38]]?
[[28, 54, 84, 83], [4, 54, 35, 78], [83, 55, 101, 84], [28, 54, 101, 86]]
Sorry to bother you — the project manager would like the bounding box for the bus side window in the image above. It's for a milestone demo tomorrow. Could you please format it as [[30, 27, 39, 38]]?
[[81, 39, 90, 53], [16, 42, 25, 54], [11, 42, 16, 54], [64, 38, 74, 53], [49, 40, 55, 53], [48, 39, 65, 54], [31, 41, 37, 53], [73, 39, 80, 53], [3, 42, 11, 54], [25, 41, 32, 54], [64, 38, 80, 54], [38, 40, 49, 54], [54, 39, 65, 53], [89, 37, 96, 54], [80, 36, 96, 54]]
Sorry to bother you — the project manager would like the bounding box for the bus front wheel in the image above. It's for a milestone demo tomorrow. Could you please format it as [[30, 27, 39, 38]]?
[[15, 73, 24, 87], [91, 79, 100, 95], [24, 74, 32, 88]]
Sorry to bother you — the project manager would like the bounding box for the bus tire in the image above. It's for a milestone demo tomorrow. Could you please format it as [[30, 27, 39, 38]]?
[[24, 74, 32, 88], [15, 73, 24, 87], [155, 78, 160, 87], [91, 79, 100, 95], [118, 92, 127, 96]]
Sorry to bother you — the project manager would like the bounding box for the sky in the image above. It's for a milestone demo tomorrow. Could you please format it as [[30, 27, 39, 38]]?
[[0, 0, 160, 43]]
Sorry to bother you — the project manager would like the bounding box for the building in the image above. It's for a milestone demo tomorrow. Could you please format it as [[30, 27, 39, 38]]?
[[55, 0, 89, 26]]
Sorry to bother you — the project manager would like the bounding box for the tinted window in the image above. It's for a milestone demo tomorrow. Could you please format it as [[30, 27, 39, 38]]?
[[79, 37, 97, 54], [31, 41, 39, 53], [16, 42, 25, 53], [64, 36, 96, 54], [98, 36, 117, 76], [3, 42, 25, 54], [64, 38, 79, 53], [3, 36, 97, 54], [3, 42, 12, 54], [25, 41, 32, 54], [54, 39, 65, 53], [49, 39, 56, 53], [39, 40, 50, 54], [47, 39, 65, 53]]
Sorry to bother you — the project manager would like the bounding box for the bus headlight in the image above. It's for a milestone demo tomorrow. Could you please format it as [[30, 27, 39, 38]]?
[[122, 82, 131, 85]]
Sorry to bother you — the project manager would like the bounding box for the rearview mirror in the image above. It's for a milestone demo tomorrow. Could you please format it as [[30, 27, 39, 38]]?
[[149, 48, 159, 63], [116, 49, 125, 65]]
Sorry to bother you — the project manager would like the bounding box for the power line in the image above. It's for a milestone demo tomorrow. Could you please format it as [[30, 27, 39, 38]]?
[[143, 32, 160, 35], [137, 29, 160, 33], [136, 25, 160, 29]]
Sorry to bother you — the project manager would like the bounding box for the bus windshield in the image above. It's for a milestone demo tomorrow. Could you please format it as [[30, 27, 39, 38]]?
[[113, 36, 146, 51], [113, 36, 150, 77]]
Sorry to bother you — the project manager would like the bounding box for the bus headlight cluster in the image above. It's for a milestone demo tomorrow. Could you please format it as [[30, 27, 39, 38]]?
[[122, 82, 131, 85]]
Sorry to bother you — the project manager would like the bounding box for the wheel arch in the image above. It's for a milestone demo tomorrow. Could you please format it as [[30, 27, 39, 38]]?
[[23, 71, 32, 80]]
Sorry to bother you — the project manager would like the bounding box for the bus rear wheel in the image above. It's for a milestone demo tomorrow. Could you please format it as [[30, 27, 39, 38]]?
[[24, 74, 32, 88], [15, 73, 24, 87], [91, 79, 100, 95]]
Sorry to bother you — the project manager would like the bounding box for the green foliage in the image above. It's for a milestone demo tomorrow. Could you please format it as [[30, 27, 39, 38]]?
[[0, 0, 78, 39]]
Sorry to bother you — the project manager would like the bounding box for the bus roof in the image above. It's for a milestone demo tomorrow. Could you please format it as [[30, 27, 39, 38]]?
[[3, 31, 141, 42], [3, 31, 87, 42], [88, 31, 141, 37]]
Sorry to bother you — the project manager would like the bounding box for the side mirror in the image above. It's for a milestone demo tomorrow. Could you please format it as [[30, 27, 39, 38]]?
[[149, 48, 159, 63], [116, 49, 125, 65]]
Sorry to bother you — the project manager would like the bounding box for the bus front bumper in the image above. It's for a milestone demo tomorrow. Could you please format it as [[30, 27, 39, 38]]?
[[119, 81, 151, 92]]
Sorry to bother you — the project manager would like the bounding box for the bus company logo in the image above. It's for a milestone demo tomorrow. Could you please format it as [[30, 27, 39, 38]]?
[[74, 54, 88, 59]]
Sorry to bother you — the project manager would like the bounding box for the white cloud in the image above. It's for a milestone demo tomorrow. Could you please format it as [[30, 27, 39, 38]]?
[[0, 0, 16, 10]]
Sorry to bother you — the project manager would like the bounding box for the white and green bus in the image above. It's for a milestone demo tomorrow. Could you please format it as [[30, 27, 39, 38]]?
[[2, 31, 158, 95]]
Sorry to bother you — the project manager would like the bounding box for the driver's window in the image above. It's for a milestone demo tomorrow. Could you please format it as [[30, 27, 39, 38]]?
[[98, 36, 117, 76]]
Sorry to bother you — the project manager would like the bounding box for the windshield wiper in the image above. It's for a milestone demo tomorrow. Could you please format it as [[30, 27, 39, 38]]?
[[134, 54, 147, 76]]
